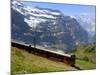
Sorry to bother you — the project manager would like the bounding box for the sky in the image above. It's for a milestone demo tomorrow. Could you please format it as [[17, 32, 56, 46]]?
[[22, 1, 96, 35], [23, 1, 96, 16]]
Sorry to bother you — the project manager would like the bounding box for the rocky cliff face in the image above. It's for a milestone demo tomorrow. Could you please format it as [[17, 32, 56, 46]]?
[[11, 0, 88, 51]]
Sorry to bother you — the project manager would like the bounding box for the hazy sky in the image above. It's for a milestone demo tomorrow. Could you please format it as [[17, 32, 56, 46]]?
[[23, 1, 96, 16]]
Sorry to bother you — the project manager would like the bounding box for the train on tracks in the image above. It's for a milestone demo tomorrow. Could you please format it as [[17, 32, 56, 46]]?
[[11, 41, 75, 66]]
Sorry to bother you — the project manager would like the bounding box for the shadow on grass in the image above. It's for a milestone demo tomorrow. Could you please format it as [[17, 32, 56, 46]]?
[[71, 65, 83, 70]]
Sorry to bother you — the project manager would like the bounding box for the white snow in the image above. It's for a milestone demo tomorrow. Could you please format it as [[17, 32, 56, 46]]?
[[12, 0, 19, 5], [24, 17, 47, 27], [25, 7, 61, 16], [12, 6, 25, 15], [28, 12, 56, 19], [29, 16, 35, 20], [12, 0, 62, 28], [24, 18, 39, 28], [70, 15, 76, 19], [12, 0, 61, 19], [24, 18, 32, 27], [41, 9, 61, 15], [51, 12, 60, 15]]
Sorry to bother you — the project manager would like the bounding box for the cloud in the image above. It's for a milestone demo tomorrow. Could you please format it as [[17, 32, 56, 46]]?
[[75, 12, 95, 35]]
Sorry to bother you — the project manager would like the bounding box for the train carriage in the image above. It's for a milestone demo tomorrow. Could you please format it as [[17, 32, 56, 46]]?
[[11, 41, 75, 66]]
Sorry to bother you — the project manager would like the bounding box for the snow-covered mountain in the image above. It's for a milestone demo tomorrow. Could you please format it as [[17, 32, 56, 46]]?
[[76, 14, 95, 35], [12, 0, 63, 27], [75, 13, 96, 43], [11, 0, 89, 51]]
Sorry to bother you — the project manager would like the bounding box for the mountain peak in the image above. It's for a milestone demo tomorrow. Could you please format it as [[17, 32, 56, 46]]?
[[11, 1, 89, 51]]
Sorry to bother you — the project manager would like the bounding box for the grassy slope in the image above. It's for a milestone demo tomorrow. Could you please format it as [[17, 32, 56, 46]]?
[[11, 47, 76, 75], [74, 44, 96, 69], [76, 60, 96, 70]]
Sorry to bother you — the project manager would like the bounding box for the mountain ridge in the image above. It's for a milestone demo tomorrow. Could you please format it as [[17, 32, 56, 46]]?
[[11, 0, 89, 51]]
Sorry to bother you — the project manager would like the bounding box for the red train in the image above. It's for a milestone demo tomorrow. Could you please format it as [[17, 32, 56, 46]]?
[[11, 41, 75, 66]]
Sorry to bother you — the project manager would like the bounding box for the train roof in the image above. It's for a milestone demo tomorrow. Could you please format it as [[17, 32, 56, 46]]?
[[11, 40, 73, 57]]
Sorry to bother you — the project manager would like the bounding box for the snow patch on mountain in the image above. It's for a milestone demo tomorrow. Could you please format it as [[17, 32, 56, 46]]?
[[24, 18, 47, 27], [11, 0, 62, 28], [72, 13, 95, 36], [11, 0, 90, 49]]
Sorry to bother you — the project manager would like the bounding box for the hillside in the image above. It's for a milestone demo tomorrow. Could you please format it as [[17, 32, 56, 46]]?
[[11, 47, 76, 75], [73, 43, 96, 69], [11, 43, 96, 75]]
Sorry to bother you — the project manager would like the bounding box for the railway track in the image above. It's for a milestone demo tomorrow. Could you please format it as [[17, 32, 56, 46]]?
[[11, 40, 76, 66]]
